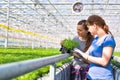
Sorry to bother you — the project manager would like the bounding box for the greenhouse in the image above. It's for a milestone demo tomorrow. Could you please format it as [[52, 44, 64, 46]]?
[[0, 0, 120, 80]]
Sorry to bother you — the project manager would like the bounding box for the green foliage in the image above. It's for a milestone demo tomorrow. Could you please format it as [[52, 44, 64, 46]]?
[[111, 52, 120, 68], [13, 66, 50, 80], [0, 48, 60, 64], [62, 38, 79, 50], [113, 52, 120, 57], [111, 60, 120, 68]]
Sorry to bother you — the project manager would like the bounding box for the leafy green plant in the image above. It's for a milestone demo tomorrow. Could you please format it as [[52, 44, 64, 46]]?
[[60, 38, 79, 53], [63, 38, 79, 50]]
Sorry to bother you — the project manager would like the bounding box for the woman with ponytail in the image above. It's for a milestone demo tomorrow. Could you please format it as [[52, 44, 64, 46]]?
[[71, 20, 93, 80], [73, 15, 116, 80]]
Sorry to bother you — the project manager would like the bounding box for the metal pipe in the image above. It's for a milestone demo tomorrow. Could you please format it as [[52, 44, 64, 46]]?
[[4, 0, 10, 48]]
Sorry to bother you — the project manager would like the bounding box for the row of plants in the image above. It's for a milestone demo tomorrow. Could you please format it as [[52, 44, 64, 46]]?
[[0, 48, 60, 64], [0, 48, 73, 80]]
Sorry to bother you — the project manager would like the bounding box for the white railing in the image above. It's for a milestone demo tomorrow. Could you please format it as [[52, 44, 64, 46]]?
[[0, 53, 70, 80]]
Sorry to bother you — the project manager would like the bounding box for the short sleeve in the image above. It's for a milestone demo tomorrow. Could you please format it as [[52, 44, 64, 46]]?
[[103, 35, 116, 48]]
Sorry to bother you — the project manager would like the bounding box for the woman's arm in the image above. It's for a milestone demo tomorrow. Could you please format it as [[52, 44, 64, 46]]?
[[74, 46, 113, 66], [87, 46, 113, 66]]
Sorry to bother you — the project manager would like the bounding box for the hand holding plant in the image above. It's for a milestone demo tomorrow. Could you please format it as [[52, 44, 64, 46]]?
[[59, 38, 79, 54]]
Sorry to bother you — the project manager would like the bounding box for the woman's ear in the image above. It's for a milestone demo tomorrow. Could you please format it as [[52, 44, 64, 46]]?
[[93, 23, 98, 29]]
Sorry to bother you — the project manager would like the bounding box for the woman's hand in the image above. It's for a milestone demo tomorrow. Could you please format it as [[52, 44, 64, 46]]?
[[72, 52, 83, 59], [73, 48, 88, 60]]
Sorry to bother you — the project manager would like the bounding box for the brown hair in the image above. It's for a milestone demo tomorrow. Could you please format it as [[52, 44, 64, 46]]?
[[86, 15, 113, 36], [77, 20, 94, 52]]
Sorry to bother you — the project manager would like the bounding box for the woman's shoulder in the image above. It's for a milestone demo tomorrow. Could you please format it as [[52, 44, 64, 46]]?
[[73, 35, 78, 39], [103, 34, 116, 47], [105, 34, 115, 41], [73, 36, 79, 41]]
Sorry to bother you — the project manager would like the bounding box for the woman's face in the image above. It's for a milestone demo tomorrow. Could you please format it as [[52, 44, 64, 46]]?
[[77, 25, 88, 37], [87, 24, 97, 36]]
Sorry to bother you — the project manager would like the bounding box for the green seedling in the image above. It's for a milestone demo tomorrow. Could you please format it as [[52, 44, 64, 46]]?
[[62, 38, 79, 53]]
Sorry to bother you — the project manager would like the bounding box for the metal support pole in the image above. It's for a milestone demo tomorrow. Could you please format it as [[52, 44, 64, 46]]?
[[5, 0, 10, 48], [50, 63, 56, 80]]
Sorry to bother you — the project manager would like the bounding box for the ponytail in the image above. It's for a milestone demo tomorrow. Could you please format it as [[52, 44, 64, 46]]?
[[103, 25, 113, 36], [84, 32, 94, 52]]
